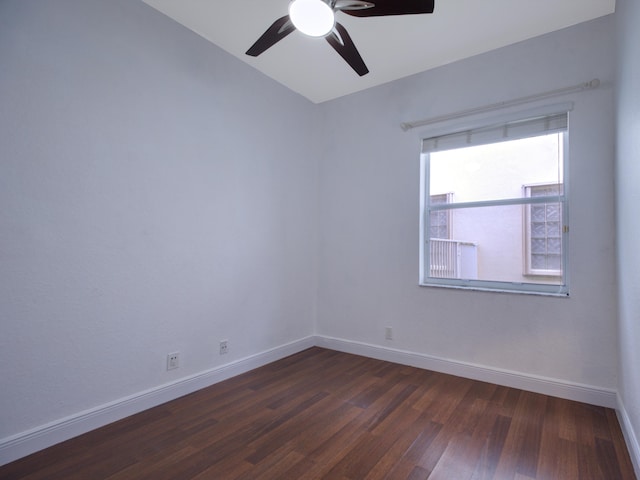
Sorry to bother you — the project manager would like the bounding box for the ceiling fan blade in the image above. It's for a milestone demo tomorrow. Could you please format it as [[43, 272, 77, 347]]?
[[246, 16, 295, 57], [334, 0, 375, 11], [340, 0, 434, 17], [325, 22, 369, 76]]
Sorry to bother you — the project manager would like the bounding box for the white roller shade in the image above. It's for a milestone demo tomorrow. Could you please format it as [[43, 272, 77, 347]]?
[[422, 112, 568, 153]]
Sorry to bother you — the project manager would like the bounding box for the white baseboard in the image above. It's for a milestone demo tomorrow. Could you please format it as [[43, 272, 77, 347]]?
[[617, 396, 640, 478], [0, 336, 315, 467], [315, 336, 618, 408], [1, 334, 622, 468]]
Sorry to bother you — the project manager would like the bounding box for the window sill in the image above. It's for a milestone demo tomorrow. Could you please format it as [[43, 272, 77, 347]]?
[[419, 282, 570, 297]]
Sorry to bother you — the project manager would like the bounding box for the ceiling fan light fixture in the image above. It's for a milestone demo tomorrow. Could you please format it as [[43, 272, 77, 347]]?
[[289, 0, 335, 37]]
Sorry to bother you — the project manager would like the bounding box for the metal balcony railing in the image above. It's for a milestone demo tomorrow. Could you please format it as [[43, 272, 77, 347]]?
[[430, 238, 478, 279]]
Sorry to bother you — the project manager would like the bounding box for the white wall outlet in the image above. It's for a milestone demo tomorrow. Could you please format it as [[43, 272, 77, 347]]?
[[219, 340, 229, 355], [167, 352, 179, 370], [385, 327, 393, 340]]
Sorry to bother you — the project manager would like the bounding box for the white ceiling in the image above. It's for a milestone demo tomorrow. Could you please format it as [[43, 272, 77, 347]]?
[[142, 0, 615, 104]]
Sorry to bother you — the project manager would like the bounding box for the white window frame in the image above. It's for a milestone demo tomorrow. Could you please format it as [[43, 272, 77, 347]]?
[[418, 109, 570, 296]]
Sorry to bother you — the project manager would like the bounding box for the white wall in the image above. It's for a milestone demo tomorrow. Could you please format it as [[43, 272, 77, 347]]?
[[0, 0, 317, 444], [615, 0, 640, 472], [317, 16, 618, 389]]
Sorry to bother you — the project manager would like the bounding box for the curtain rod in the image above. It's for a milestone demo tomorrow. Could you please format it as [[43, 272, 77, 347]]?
[[400, 78, 600, 132]]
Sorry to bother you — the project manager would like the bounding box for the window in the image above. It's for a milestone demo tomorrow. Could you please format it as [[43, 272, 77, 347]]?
[[419, 112, 568, 295], [524, 184, 563, 276], [429, 193, 451, 239]]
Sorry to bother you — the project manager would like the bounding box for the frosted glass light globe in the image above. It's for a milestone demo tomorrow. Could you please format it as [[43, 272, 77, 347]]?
[[289, 0, 335, 37]]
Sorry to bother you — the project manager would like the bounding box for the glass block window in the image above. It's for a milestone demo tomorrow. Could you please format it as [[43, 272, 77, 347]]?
[[525, 184, 563, 276], [429, 194, 451, 239]]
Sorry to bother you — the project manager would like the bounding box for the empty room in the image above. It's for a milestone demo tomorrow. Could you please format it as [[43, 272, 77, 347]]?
[[1, 0, 639, 478]]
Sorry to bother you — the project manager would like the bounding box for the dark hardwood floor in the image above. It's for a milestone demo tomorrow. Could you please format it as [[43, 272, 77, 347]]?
[[1, 347, 636, 479]]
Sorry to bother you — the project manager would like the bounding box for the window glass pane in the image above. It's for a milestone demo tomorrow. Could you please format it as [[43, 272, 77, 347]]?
[[427, 205, 563, 286], [429, 133, 563, 204], [429, 194, 450, 239], [532, 206, 545, 222], [531, 184, 563, 197], [546, 204, 560, 220], [532, 255, 546, 269], [547, 222, 560, 237], [547, 254, 562, 270], [532, 223, 546, 236]]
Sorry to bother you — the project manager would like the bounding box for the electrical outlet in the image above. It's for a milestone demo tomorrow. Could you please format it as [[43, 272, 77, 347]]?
[[385, 327, 393, 340], [167, 352, 179, 370], [219, 340, 229, 355]]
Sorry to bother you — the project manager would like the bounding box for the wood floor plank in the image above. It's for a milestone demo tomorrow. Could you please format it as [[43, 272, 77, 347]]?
[[0, 347, 636, 480], [244, 393, 334, 465], [407, 465, 431, 479], [606, 407, 637, 474], [469, 414, 512, 480], [379, 421, 444, 479], [325, 401, 426, 479], [514, 392, 547, 478], [535, 395, 564, 479], [363, 413, 435, 480], [578, 441, 608, 479], [595, 436, 628, 480], [493, 391, 546, 479], [554, 437, 580, 479]]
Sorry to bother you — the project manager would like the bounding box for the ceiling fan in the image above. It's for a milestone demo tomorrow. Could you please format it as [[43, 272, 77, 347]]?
[[246, 0, 435, 76]]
